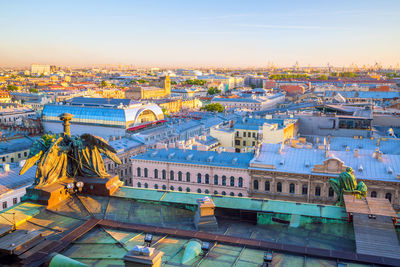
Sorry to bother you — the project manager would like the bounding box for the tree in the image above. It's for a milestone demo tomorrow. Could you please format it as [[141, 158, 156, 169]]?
[[111, 83, 116, 88], [137, 79, 147, 84], [317, 75, 328, 80], [100, 80, 107, 87], [6, 84, 18, 91], [202, 103, 224, 113], [29, 88, 38, 93], [207, 87, 221, 95]]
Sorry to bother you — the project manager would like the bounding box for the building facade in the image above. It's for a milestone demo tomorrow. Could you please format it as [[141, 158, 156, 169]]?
[[130, 148, 253, 196]]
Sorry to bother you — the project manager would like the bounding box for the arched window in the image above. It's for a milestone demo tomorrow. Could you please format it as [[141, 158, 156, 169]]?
[[170, 185, 174, 191], [238, 177, 243, 187], [197, 188, 202, 193], [385, 192, 392, 202], [222, 176, 227, 186], [170, 170, 174, 180], [371, 191, 377, 198], [230, 176, 235, 187], [162, 170, 166, 179], [144, 168, 148, 178], [214, 175, 218, 185], [137, 167, 141, 177], [205, 189, 209, 194], [265, 181, 270, 191], [302, 184, 308, 195], [178, 171, 182, 181], [205, 174, 210, 184], [238, 193, 243, 197], [154, 184, 159, 189], [222, 191, 226, 195], [253, 180, 259, 190], [328, 187, 334, 197], [214, 190, 218, 195], [144, 183, 148, 188], [289, 183, 295, 194], [186, 172, 190, 182], [162, 184, 167, 190], [186, 187, 191, 192], [197, 173, 202, 183], [230, 192, 234, 196], [277, 182, 282, 192], [154, 169, 158, 179], [178, 186, 182, 192], [315, 186, 321, 196], [137, 182, 141, 188]]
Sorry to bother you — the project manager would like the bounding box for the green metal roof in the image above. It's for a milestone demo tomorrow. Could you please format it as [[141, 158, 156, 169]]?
[[114, 187, 347, 220]]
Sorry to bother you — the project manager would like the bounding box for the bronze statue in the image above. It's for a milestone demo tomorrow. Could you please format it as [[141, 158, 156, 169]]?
[[329, 167, 367, 206], [20, 113, 122, 188]]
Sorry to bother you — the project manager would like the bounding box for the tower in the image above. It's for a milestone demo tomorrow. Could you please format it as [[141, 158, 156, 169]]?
[[162, 75, 171, 96]]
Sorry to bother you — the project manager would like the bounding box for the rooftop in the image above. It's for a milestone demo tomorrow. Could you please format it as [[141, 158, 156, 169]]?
[[1, 187, 379, 266], [132, 148, 253, 169]]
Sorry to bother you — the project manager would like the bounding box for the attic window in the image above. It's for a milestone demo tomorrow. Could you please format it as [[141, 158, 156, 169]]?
[[151, 151, 158, 158], [186, 154, 193, 160], [387, 166, 393, 174], [279, 159, 285, 165], [358, 165, 363, 172]]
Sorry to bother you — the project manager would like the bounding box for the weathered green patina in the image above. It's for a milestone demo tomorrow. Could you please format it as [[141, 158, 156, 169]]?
[[329, 167, 367, 206], [19, 113, 121, 188]]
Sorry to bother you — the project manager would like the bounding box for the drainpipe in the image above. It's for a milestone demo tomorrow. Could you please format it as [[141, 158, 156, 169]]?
[[307, 174, 311, 203]]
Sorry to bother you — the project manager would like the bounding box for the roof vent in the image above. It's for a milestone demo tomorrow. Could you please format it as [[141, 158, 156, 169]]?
[[305, 161, 310, 168], [186, 154, 193, 160], [150, 151, 158, 158], [232, 157, 238, 164], [387, 166, 393, 174], [358, 165, 363, 172], [279, 159, 285, 165], [207, 156, 214, 162], [168, 152, 175, 159]]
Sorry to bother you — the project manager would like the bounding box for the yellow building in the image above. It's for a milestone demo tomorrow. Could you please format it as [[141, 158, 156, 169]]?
[[125, 76, 171, 100], [158, 98, 201, 114]]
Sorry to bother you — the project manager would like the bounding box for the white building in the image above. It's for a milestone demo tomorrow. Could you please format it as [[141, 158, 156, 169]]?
[[30, 64, 51, 76], [0, 163, 36, 211]]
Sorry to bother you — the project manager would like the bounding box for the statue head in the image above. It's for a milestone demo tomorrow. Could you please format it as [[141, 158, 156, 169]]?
[[346, 167, 353, 174]]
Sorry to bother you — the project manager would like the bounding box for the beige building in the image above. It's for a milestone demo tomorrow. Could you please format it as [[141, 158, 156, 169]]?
[[249, 142, 400, 209], [125, 76, 171, 100]]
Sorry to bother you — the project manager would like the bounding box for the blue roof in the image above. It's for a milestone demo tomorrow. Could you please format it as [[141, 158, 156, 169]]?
[[69, 97, 137, 107], [132, 148, 253, 169], [212, 97, 261, 103], [325, 91, 400, 99]]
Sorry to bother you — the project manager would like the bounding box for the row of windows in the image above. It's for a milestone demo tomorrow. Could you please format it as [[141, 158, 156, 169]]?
[[235, 140, 255, 146], [136, 168, 244, 187], [253, 181, 333, 197], [370, 191, 392, 202], [236, 131, 258, 138], [2, 197, 18, 209], [1, 152, 28, 163], [136, 182, 243, 197]]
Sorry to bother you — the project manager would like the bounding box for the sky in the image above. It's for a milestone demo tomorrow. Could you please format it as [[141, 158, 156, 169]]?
[[0, 0, 399, 68]]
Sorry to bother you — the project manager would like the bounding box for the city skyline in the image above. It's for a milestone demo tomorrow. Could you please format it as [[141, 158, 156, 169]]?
[[1, 0, 400, 68]]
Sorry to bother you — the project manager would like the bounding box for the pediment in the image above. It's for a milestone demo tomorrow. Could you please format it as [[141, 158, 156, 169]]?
[[312, 157, 348, 174]]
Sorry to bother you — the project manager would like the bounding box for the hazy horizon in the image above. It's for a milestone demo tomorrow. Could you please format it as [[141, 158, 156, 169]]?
[[1, 0, 400, 68]]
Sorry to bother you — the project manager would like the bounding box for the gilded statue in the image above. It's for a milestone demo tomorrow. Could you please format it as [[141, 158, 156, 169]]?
[[19, 113, 122, 188], [329, 167, 367, 206]]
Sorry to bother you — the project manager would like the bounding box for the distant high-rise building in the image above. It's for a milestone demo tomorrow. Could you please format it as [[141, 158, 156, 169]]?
[[30, 64, 51, 76]]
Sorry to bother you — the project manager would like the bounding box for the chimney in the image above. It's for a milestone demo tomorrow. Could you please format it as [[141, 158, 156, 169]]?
[[354, 149, 359, 158], [123, 246, 164, 267]]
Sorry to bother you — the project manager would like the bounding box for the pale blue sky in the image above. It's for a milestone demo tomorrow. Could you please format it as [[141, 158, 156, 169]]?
[[1, 0, 399, 67]]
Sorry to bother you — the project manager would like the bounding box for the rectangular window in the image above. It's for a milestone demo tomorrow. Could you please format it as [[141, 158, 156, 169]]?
[[235, 140, 240, 145], [243, 141, 246, 146], [18, 153, 21, 158], [2, 201, 7, 209], [13, 198, 17, 205], [243, 132, 246, 137]]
